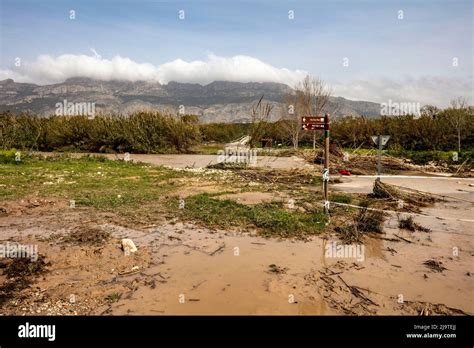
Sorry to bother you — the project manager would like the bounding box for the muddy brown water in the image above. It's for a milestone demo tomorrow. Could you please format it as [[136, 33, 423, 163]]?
[[0, 174, 472, 315]]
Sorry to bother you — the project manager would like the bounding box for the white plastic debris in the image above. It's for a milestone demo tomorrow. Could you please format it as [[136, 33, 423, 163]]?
[[121, 239, 137, 254]]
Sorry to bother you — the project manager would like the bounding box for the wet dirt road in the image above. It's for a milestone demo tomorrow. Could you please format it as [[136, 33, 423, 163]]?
[[36, 152, 312, 170]]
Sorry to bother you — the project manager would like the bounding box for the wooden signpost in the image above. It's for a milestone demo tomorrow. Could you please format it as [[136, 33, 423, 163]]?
[[302, 113, 331, 214]]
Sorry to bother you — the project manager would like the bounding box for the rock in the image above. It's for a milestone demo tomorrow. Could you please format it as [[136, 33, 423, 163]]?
[[121, 239, 137, 254]]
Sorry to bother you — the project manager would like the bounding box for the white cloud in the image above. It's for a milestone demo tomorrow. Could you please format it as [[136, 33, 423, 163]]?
[[1, 53, 471, 107], [332, 76, 473, 107], [0, 53, 307, 87]]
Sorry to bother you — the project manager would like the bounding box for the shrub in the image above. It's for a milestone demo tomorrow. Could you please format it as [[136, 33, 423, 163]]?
[[0, 111, 201, 153]]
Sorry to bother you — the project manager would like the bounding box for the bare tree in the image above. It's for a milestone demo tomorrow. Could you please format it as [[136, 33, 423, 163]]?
[[280, 92, 303, 148], [249, 95, 273, 148], [447, 97, 470, 152], [421, 105, 440, 119], [280, 75, 332, 149]]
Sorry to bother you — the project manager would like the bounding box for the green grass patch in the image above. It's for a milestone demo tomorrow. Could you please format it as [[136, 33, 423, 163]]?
[[172, 193, 327, 238], [0, 153, 185, 210], [329, 194, 352, 204], [0, 149, 23, 164], [387, 149, 473, 165], [104, 292, 121, 302], [191, 143, 225, 155], [344, 148, 378, 156]]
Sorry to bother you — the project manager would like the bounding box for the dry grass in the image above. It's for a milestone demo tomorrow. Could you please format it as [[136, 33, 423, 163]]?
[[398, 215, 431, 232], [335, 207, 386, 243]]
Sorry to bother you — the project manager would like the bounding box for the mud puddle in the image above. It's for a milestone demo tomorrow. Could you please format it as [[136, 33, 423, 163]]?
[[0, 192, 472, 315]]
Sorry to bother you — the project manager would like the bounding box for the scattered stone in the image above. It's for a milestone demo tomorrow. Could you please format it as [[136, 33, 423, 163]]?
[[121, 239, 138, 254]]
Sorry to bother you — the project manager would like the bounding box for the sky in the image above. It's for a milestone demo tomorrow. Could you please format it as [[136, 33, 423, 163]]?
[[0, 0, 472, 106]]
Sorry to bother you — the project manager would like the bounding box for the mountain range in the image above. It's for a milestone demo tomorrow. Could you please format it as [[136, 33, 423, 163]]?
[[0, 78, 382, 123]]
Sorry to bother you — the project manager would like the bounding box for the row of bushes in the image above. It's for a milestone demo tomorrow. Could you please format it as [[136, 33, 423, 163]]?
[[329, 114, 473, 152], [1, 111, 472, 153], [202, 116, 473, 153], [203, 114, 473, 152], [0, 112, 200, 153]]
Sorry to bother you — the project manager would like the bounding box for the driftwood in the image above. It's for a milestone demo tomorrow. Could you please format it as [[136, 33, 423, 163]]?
[[423, 259, 447, 273], [394, 234, 413, 243], [210, 244, 225, 256], [235, 168, 317, 186], [337, 275, 379, 307], [373, 179, 439, 207]]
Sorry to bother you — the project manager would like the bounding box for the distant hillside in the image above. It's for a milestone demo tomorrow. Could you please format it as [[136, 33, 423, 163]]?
[[0, 78, 382, 122]]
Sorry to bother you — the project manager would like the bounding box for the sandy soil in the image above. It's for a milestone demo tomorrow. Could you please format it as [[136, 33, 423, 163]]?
[[0, 178, 472, 315], [0, 157, 472, 316]]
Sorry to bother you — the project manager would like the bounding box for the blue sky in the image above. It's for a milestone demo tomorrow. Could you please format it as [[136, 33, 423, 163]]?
[[0, 0, 472, 105]]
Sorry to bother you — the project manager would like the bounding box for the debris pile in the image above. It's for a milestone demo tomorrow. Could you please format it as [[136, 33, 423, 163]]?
[[299, 148, 469, 175], [207, 162, 248, 170], [404, 301, 468, 316], [398, 215, 431, 232], [235, 168, 318, 186], [62, 226, 111, 246], [0, 255, 49, 307], [267, 264, 287, 274], [423, 260, 447, 273], [335, 207, 385, 243], [373, 179, 439, 210], [306, 262, 379, 315]]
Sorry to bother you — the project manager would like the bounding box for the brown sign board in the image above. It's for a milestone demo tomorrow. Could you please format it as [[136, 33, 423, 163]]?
[[302, 116, 324, 123], [302, 123, 325, 130]]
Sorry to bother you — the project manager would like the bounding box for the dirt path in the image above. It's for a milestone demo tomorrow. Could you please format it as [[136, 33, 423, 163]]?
[[35, 152, 312, 170]]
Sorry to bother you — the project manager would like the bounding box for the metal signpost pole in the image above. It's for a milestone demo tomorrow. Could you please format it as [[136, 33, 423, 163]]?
[[301, 114, 330, 215], [377, 134, 382, 176], [323, 113, 330, 214], [372, 135, 390, 176]]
